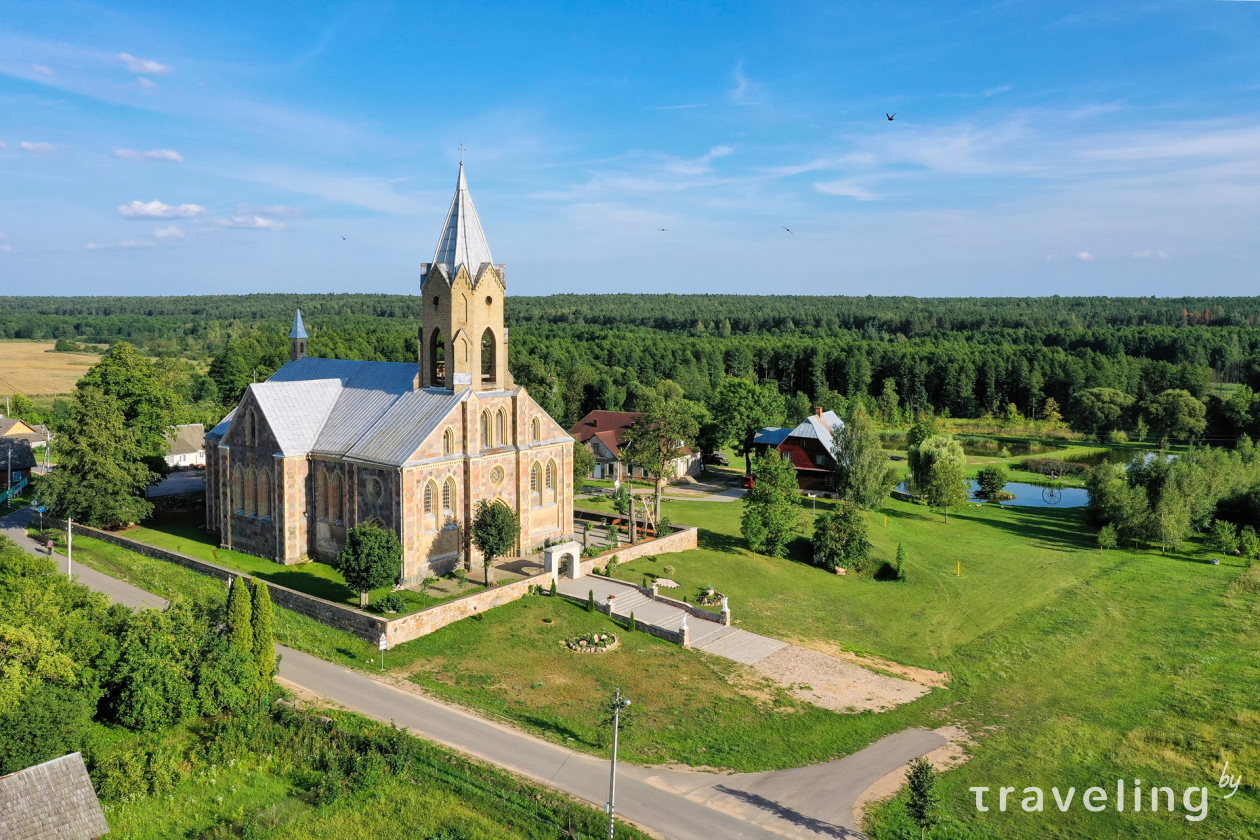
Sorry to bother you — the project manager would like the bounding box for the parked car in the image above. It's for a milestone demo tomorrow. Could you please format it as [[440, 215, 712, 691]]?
[[740, 475, 755, 489], [704, 452, 730, 466]]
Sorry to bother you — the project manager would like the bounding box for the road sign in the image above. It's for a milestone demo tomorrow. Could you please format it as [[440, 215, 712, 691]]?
[[378, 633, 387, 650], [37, 507, 45, 513]]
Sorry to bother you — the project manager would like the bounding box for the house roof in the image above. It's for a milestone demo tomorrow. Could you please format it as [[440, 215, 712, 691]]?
[[754, 427, 792, 447], [567, 409, 694, 460], [207, 357, 468, 467], [289, 309, 308, 339], [568, 411, 644, 459], [0, 417, 39, 441], [165, 423, 205, 456], [787, 410, 844, 454], [431, 162, 494, 281], [0, 752, 109, 840], [0, 438, 37, 471]]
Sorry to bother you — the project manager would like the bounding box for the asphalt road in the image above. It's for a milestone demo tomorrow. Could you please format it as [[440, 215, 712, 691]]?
[[1, 504, 944, 840]]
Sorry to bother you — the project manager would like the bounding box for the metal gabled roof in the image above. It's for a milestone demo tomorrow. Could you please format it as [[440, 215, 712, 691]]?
[[345, 387, 467, 466], [788, 410, 845, 454], [206, 407, 237, 441], [269, 358, 417, 456], [754, 427, 792, 447], [250, 379, 343, 456], [431, 162, 494, 281]]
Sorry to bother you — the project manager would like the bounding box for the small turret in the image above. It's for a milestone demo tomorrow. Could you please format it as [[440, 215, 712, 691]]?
[[289, 309, 308, 361]]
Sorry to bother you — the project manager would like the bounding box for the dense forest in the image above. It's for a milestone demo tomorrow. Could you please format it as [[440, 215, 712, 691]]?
[[6, 293, 1260, 443]]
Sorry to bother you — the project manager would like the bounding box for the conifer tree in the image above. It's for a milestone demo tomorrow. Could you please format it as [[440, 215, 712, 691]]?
[[251, 578, 276, 690], [227, 575, 253, 653]]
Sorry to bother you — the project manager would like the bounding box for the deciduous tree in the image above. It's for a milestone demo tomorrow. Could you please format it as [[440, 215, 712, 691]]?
[[812, 502, 873, 572], [471, 501, 520, 586], [336, 524, 403, 607], [740, 451, 802, 557], [833, 404, 898, 509], [916, 436, 969, 522], [712, 378, 785, 476]]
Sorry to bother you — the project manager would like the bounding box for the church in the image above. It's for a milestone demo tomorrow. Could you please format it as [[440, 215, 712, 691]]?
[[204, 165, 575, 584]]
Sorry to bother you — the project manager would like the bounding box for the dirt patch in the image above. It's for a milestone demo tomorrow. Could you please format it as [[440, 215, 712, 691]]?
[[852, 725, 974, 826], [750, 645, 931, 714], [794, 639, 950, 688]]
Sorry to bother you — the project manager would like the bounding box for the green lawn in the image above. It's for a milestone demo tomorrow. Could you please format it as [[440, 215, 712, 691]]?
[[121, 510, 482, 615]]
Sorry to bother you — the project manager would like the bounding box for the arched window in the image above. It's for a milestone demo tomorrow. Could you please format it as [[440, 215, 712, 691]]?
[[480, 411, 492, 448], [481, 328, 496, 384], [545, 459, 557, 505], [443, 427, 455, 455], [424, 481, 439, 530], [232, 468, 245, 513], [258, 469, 272, 519], [244, 467, 256, 516], [328, 471, 343, 523], [442, 477, 455, 521], [429, 328, 446, 387], [530, 462, 542, 508], [496, 409, 508, 447], [244, 410, 256, 446], [317, 470, 328, 519], [531, 417, 540, 442]]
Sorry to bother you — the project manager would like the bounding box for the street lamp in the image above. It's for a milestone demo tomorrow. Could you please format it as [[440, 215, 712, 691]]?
[[807, 492, 817, 517], [606, 688, 631, 839]]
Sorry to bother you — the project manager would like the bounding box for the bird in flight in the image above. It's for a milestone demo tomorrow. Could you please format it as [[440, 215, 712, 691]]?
[[886, 112, 897, 121], [783, 227, 794, 235], [658, 228, 669, 232], [340, 236, 346, 240]]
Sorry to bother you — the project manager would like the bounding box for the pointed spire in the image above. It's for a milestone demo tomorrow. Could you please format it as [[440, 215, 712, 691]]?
[[431, 162, 494, 280], [289, 309, 308, 339]]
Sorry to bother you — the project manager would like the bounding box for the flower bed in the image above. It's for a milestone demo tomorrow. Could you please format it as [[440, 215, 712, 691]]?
[[564, 632, 620, 653]]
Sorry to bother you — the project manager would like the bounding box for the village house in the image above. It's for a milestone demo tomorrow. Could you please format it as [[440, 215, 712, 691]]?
[[204, 164, 575, 584], [164, 423, 206, 468], [0, 438, 36, 492], [567, 410, 702, 482], [753, 407, 844, 491]]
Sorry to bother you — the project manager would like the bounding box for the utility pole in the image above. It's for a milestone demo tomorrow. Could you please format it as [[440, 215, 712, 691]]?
[[67, 518, 72, 578], [606, 688, 631, 839]]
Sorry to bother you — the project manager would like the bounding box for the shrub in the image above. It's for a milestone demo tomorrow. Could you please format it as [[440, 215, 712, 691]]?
[[549, 579, 557, 596], [662, 565, 676, 577], [336, 524, 403, 608], [1097, 524, 1117, 551], [627, 612, 636, 633], [812, 501, 873, 573], [1018, 458, 1090, 477], [375, 592, 404, 614], [1210, 519, 1239, 555], [1108, 429, 1129, 444], [606, 556, 619, 576], [976, 464, 1008, 496]]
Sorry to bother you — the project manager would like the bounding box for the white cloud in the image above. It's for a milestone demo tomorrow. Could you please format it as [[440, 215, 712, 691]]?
[[114, 148, 184, 163], [118, 200, 206, 219], [31, 64, 53, 76], [1159, 250, 1169, 259], [119, 240, 156, 248], [0, 245, 10, 253], [118, 53, 170, 75], [154, 225, 184, 239], [814, 180, 880, 200], [1133, 250, 1152, 258], [84, 243, 100, 250], [730, 61, 765, 105], [138, 77, 157, 90], [259, 205, 302, 217], [20, 141, 54, 153], [1076, 251, 1095, 260], [983, 84, 1013, 96], [215, 214, 286, 230], [0, 141, 6, 150]]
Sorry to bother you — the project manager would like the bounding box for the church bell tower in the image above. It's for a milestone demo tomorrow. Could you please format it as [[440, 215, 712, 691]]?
[[418, 163, 512, 392]]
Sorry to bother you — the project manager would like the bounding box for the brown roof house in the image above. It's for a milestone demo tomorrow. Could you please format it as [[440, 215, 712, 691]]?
[[164, 423, 206, 468], [0, 752, 110, 840], [204, 164, 575, 583], [567, 410, 701, 483], [0, 416, 42, 443]]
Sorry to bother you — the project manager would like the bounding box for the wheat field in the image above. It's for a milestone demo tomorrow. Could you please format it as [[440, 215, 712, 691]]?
[[0, 340, 98, 398]]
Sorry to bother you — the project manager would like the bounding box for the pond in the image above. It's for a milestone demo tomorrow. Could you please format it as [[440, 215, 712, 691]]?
[[897, 480, 1090, 508], [1073, 448, 1163, 467], [882, 437, 1065, 458]]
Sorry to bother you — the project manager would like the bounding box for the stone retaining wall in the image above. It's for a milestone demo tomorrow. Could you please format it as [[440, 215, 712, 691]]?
[[46, 518, 546, 646], [571, 509, 697, 575], [554, 590, 687, 646]]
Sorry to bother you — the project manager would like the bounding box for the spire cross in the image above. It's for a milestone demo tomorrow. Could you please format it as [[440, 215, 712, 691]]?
[[458, 143, 465, 163]]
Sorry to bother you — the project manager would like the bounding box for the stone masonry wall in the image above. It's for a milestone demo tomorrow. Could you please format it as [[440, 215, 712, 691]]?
[[571, 512, 698, 576], [49, 518, 545, 646]]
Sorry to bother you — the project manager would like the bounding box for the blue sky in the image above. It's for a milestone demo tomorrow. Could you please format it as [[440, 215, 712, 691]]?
[[2, 1, 1260, 297]]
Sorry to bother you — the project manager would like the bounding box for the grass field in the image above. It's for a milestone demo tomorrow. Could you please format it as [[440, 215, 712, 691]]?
[[121, 510, 482, 615], [0, 339, 99, 397]]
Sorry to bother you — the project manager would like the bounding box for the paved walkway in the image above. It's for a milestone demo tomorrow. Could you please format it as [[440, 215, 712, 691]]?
[[1, 503, 946, 840], [559, 575, 793, 664]]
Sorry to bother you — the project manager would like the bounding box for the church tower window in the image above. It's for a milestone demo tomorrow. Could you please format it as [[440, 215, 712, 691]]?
[[496, 409, 508, 446], [480, 411, 492, 448], [443, 427, 455, 455], [481, 328, 496, 385], [530, 463, 542, 508], [531, 417, 540, 442]]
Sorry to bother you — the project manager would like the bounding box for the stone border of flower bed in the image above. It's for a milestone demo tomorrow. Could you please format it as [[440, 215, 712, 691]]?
[[564, 633, 620, 654]]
